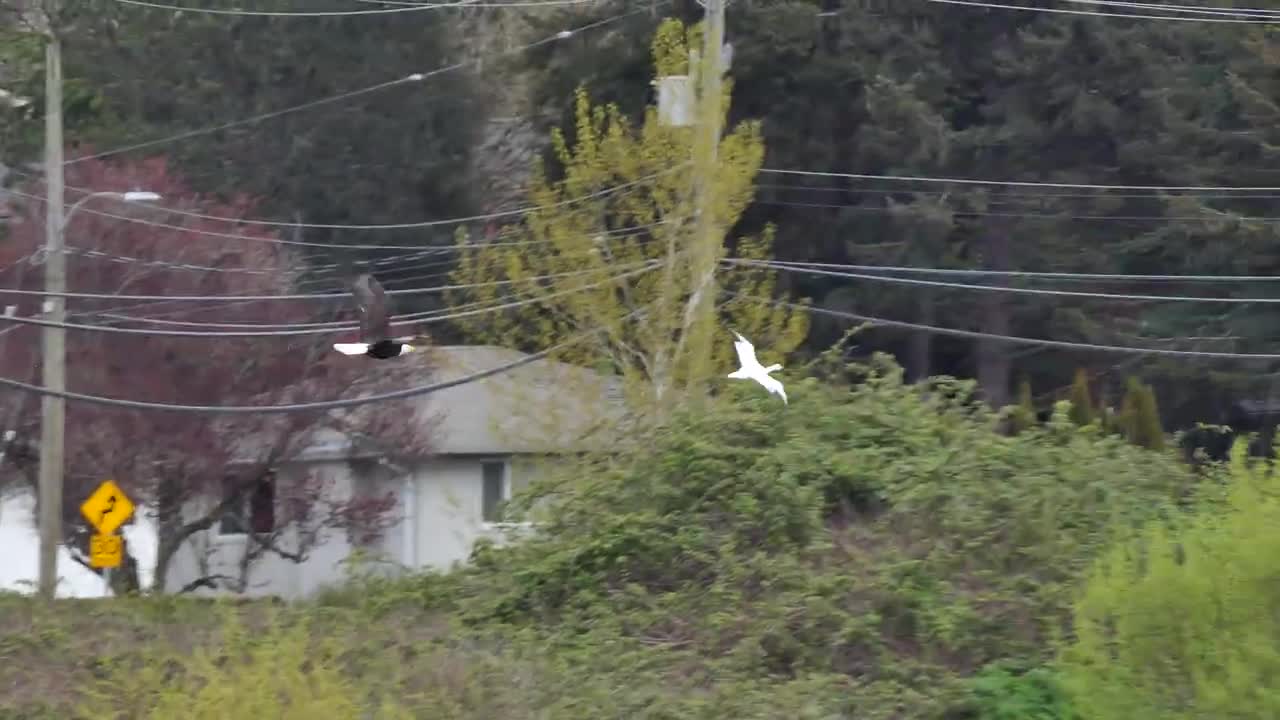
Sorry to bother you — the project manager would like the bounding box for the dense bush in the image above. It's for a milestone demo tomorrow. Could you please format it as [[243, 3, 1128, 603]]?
[[43, 357, 1221, 718], [1057, 441, 1280, 719], [372, 357, 1206, 716]]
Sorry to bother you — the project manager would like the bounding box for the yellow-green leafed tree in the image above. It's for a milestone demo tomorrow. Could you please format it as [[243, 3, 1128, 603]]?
[[447, 17, 807, 418], [1057, 440, 1280, 719]]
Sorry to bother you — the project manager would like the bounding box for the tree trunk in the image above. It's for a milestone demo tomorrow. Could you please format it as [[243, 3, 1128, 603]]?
[[907, 290, 934, 383], [152, 476, 183, 593], [110, 545, 141, 595], [976, 225, 1012, 408]]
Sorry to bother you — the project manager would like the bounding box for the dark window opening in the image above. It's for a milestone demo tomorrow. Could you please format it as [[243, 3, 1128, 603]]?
[[481, 461, 506, 523], [219, 472, 277, 535]]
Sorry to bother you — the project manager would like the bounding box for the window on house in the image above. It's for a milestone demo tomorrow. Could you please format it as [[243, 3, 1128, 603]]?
[[218, 472, 276, 536], [481, 460, 507, 523]]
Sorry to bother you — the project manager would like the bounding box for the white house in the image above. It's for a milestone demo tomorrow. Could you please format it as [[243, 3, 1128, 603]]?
[[165, 344, 625, 599]]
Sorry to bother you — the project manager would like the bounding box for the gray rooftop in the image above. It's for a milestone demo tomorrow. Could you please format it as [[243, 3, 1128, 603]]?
[[229, 344, 627, 464], [420, 345, 625, 455]]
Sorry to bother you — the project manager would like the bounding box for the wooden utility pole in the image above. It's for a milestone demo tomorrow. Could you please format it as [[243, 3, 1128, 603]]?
[[37, 23, 65, 601], [684, 0, 727, 394]]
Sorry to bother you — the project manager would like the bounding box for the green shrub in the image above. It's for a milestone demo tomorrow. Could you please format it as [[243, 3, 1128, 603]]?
[[412, 357, 1205, 715], [968, 662, 1077, 719], [1057, 440, 1280, 720]]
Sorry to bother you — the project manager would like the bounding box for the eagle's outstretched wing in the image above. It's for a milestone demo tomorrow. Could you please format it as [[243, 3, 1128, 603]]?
[[351, 273, 392, 343]]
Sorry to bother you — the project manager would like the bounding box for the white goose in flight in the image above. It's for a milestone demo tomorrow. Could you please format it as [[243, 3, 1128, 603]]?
[[727, 330, 787, 404]]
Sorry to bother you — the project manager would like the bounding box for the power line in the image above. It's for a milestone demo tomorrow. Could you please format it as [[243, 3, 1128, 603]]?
[[94, 260, 655, 328], [755, 182, 1280, 200], [758, 168, 1280, 192], [5, 170, 683, 249], [755, 198, 1280, 224], [0, 262, 659, 335], [23, 165, 686, 232], [49, 221, 663, 278], [53, 229, 660, 322], [1058, 0, 1280, 19], [758, 259, 1280, 283], [735, 293, 1280, 360], [51, 230, 663, 327], [63, 5, 663, 166], [0, 313, 623, 413], [921, 0, 1280, 23], [724, 258, 1280, 303], [110, 0, 595, 17]]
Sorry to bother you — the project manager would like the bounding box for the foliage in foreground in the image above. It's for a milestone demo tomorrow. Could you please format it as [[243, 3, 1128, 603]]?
[[353, 356, 1201, 717], [1057, 442, 1280, 720], [2, 357, 1220, 719]]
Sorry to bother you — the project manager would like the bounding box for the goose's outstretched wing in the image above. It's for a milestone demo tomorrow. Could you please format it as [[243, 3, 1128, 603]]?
[[351, 273, 392, 343], [731, 330, 759, 368]]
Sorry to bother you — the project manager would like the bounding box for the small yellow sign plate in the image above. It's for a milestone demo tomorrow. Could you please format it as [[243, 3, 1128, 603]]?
[[89, 533, 122, 569], [80, 479, 135, 536]]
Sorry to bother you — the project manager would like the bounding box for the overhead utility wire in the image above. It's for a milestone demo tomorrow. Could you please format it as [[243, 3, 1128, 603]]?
[[61, 231, 664, 326], [725, 258, 1280, 303], [755, 199, 1280, 223], [55, 225, 666, 325], [0, 308, 646, 414], [921, 0, 1280, 23], [758, 168, 1280, 192], [54, 221, 663, 277], [0, 256, 656, 301], [99, 290, 544, 330], [1057, 0, 1280, 18], [4, 169, 683, 249], [110, 0, 596, 17], [0, 262, 659, 336], [94, 260, 655, 329], [24, 166, 685, 232], [735, 294, 1280, 360], [755, 182, 1280, 200], [759, 259, 1280, 283], [66, 5, 663, 166]]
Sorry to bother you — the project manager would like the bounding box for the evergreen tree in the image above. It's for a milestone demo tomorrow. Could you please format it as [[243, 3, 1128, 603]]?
[[1134, 382, 1166, 451], [1119, 377, 1165, 451], [1068, 369, 1095, 427], [1009, 377, 1037, 434]]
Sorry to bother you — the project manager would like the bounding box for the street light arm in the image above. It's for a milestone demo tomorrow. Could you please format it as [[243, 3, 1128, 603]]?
[[31, 191, 163, 266]]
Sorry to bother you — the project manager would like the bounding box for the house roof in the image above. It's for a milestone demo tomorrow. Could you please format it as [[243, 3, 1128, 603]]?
[[419, 345, 625, 455], [230, 344, 626, 464]]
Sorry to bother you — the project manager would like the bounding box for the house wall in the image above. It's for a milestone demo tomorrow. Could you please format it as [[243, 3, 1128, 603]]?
[[410, 455, 535, 571], [163, 460, 402, 598], [165, 454, 562, 599]]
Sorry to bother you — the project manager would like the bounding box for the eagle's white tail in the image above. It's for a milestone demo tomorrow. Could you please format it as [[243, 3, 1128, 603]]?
[[333, 343, 369, 356]]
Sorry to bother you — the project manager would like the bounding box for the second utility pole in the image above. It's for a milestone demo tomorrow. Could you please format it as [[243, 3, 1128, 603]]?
[[686, 0, 726, 394], [37, 25, 65, 602]]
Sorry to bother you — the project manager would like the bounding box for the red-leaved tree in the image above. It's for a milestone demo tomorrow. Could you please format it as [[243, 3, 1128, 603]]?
[[0, 153, 434, 594]]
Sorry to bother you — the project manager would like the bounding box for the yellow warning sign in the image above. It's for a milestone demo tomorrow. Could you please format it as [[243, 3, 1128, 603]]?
[[89, 533, 122, 569], [80, 479, 135, 536]]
